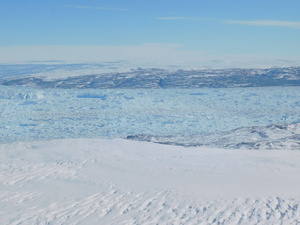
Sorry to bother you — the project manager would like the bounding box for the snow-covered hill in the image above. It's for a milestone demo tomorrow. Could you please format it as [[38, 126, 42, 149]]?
[[127, 123, 300, 150], [0, 64, 300, 88], [1, 138, 300, 224]]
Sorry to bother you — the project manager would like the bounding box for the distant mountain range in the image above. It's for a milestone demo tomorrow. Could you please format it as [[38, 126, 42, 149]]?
[[1, 66, 300, 88]]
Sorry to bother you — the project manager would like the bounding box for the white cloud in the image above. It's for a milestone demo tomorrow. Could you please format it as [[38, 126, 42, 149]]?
[[0, 44, 184, 63], [156, 17, 203, 21], [1, 45, 300, 69], [225, 20, 300, 29], [157, 17, 300, 30], [65, 5, 128, 11]]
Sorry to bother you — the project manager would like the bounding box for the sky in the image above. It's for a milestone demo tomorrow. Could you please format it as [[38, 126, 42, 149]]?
[[1, 0, 300, 67]]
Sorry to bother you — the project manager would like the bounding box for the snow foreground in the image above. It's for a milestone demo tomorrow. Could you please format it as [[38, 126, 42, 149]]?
[[1, 138, 300, 224]]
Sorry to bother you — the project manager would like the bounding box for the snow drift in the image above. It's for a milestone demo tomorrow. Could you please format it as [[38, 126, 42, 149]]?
[[1, 138, 300, 224]]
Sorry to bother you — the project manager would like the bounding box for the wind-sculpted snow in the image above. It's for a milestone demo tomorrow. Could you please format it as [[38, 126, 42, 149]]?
[[1, 139, 300, 224], [1, 86, 300, 150], [0, 66, 300, 88]]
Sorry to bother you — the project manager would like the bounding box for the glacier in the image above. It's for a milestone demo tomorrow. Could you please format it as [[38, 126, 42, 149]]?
[[1, 85, 300, 149]]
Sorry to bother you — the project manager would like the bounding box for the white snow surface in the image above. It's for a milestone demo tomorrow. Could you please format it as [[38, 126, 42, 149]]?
[[1, 138, 300, 224]]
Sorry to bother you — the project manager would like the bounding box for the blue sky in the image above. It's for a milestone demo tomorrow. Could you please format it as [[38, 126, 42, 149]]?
[[1, 0, 300, 66]]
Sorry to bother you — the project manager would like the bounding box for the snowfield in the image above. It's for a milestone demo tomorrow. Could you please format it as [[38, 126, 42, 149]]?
[[1, 138, 300, 224], [1, 66, 300, 224]]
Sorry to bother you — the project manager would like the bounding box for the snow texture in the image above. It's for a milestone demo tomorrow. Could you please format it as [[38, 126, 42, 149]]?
[[1, 138, 300, 224]]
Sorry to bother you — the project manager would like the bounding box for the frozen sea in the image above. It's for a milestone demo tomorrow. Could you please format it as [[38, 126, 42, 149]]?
[[1, 85, 300, 149]]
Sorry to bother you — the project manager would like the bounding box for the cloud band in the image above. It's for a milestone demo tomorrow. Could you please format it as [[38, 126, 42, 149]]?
[[225, 20, 300, 29]]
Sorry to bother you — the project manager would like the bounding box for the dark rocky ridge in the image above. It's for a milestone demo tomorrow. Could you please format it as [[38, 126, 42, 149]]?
[[1, 67, 300, 88]]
